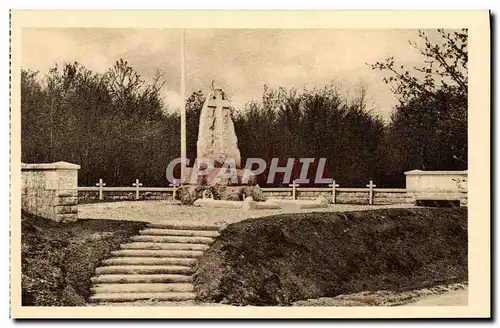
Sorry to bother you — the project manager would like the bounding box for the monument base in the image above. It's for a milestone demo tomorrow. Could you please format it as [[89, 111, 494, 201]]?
[[181, 167, 256, 186], [177, 184, 266, 205]]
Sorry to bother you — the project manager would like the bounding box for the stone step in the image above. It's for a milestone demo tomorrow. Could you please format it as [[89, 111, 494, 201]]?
[[95, 265, 193, 275], [120, 242, 209, 251], [148, 223, 220, 231], [110, 249, 204, 258], [91, 274, 192, 284], [140, 228, 220, 238], [101, 257, 196, 266], [88, 221, 218, 304], [91, 283, 193, 294], [91, 292, 195, 302], [131, 235, 214, 244]]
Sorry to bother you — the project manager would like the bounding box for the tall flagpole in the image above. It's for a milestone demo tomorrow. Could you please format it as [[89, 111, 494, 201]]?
[[180, 29, 186, 183]]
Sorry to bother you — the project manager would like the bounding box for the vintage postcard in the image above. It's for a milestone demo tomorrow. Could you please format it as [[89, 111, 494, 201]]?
[[10, 10, 490, 319]]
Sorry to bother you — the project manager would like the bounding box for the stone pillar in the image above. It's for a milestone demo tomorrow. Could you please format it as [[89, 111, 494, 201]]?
[[21, 161, 80, 222], [404, 169, 468, 206]]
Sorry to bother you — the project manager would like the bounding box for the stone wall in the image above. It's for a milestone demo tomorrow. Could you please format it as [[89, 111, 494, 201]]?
[[262, 188, 409, 205], [405, 170, 468, 206], [21, 161, 80, 222], [78, 189, 174, 203]]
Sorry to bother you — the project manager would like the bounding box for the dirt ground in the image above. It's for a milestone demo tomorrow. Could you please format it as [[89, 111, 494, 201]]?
[[78, 201, 416, 227]]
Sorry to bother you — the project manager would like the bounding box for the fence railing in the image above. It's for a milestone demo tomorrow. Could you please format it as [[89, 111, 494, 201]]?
[[78, 187, 175, 192], [77, 179, 409, 205], [260, 186, 407, 205]]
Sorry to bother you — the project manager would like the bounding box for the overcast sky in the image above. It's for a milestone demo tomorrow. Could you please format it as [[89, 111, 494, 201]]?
[[21, 28, 443, 120]]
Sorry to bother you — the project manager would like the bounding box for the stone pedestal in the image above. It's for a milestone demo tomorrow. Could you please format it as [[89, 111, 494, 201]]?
[[182, 167, 256, 186], [177, 184, 266, 205], [21, 161, 80, 222]]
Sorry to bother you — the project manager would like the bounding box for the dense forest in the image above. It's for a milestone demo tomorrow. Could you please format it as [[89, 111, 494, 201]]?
[[21, 29, 467, 188]]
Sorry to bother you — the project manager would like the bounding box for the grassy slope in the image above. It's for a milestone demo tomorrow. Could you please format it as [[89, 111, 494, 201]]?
[[21, 211, 147, 306], [194, 208, 468, 306]]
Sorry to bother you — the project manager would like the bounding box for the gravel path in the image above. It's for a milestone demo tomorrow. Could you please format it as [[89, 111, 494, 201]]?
[[405, 289, 468, 306], [78, 200, 415, 227], [293, 282, 468, 307]]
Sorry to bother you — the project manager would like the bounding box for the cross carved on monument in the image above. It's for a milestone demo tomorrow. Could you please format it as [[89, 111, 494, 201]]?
[[197, 87, 241, 169], [206, 88, 230, 108], [206, 89, 231, 146]]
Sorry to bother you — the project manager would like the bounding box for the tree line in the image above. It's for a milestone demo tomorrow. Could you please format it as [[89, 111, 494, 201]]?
[[21, 29, 467, 187]]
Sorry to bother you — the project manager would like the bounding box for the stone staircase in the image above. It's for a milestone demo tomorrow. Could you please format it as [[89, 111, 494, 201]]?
[[90, 223, 220, 303]]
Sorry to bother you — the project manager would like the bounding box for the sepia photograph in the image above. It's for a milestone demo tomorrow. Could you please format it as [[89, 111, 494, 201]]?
[[10, 10, 490, 319]]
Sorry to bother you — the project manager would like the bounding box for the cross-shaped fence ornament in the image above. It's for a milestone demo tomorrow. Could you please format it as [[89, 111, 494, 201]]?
[[169, 179, 181, 201], [132, 179, 143, 200], [366, 180, 377, 205], [288, 180, 300, 200], [328, 180, 340, 204], [95, 178, 106, 200]]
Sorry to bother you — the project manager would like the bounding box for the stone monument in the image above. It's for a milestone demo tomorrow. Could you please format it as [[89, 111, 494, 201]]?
[[177, 87, 264, 204]]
